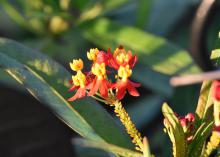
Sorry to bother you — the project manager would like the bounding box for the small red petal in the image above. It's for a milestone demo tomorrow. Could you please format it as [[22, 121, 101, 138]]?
[[116, 81, 127, 100], [109, 82, 116, 89], [69, 85, 78, 91], [68, 88, 86, 101], [107, 48, 111, 56], [180, 118, 188, 127], [129, 55, 137, 68], [127, 81, 140, 97], [78, 88, 86, 98], [100, 79, 108, 98], [129, 80, 141, 87], [69, 79, 73, 84], [88, 78, 100, 96], [97, 51, 108, 64], [86, 82, 93, 89], [185, 113, 195, 122], [109, 58, 119, 69], [68, 91, 80, 101]]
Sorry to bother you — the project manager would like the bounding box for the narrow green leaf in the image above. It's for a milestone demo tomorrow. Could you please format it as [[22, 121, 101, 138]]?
[[195, 81, 213, 123], [162, 103, 186, 157], [74, 138, 143, 157], [80, 18, 200, 76], [1, 0, 30, 30], [79, 0, 130, 22], [135, 0, 153, 28], [0, 52, 101, 141], [0, 38, 133, 149], [188, 121, 214, 157]]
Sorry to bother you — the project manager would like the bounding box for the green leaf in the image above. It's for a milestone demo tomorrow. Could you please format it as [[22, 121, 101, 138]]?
[[135, 0, 153, 29], [188, 121, 214, 157], [196, 47, 220, 122], [74, 138, 143, 157], [1, 0, 30, 30], [195, 81, 213, 123], [74, 145, 112, 157], [0, 38, 133, 149], [147, 0, 198, 35], [0, 52, 100, 141], [162, 103, 186, 157], [211, 49, 220, 66], [80, 18, 200, 76], [133, 65, 172, 97], [78, 0, 130, 22], [0, 69, 24, 90]]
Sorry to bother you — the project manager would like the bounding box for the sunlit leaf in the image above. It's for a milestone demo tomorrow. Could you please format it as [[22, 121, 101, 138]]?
[[80, 18, 200, 76]]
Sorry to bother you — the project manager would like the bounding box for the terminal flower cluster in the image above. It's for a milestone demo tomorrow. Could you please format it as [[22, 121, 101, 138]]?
[[68, 46, 141, 102], [164, 112, 195, 142]]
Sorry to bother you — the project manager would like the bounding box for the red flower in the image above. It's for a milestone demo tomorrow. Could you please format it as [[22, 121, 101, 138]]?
[[212, 80, 220, 101], [88, 78, 109, 98], [68, 59, 89, 102], [177, 113, 195, 133], [112, 79, 140, 100], [87, 62, 109, 98], [111, 64, 140, 100], [108, 47, 137, 70], [68, 87, 86, 101], [68, 70, 87, 101], [185, 113, 195, 122]]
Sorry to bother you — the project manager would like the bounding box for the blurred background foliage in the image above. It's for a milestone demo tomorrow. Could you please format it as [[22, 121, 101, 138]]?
[[0, 0, 220, 156]]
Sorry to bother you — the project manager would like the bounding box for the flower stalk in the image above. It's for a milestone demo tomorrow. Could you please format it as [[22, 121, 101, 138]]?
[[111, 100, 144, 152]]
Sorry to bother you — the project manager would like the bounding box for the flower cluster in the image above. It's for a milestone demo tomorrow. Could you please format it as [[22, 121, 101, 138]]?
[[164, 112, 195, 142], [178, 113, 195, 133], [68, 46, 140, 102]]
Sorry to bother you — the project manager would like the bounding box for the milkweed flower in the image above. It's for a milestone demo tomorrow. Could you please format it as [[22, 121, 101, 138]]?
[[109, 46, 140, 100], [112, 65, 140, 100], [68, 59, 87, 101], [88, 62, 109, 98], [108, 46, 137, 70], [87, 48, 99, 62]]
